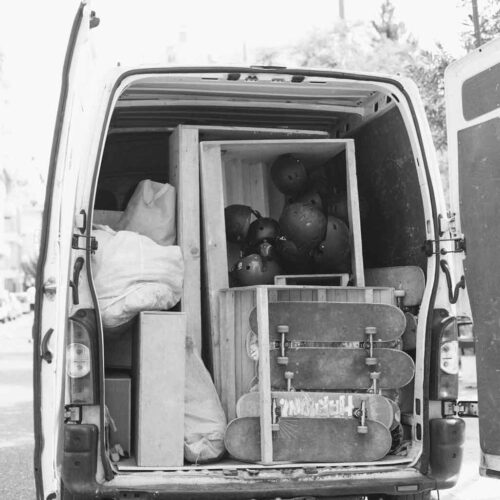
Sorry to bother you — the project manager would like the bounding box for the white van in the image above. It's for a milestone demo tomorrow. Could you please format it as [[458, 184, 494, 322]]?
[[33, 4, 497, 499]]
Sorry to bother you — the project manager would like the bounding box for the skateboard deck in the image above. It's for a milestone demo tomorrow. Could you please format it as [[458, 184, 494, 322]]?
[[236, 391, 395, 429], [271, 348, 414, 390], [249, 302, 406, 342], [225, 417, 392, 463], [364, 266, 425, 307]]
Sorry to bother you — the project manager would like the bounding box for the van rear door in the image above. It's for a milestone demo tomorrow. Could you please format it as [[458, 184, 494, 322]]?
[[445, 37, 500, 477], [33, 3, 102, 498]]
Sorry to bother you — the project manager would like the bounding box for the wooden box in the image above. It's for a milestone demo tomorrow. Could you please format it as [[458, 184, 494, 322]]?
[[134, 312, 186, 467], [218, 285, 395, 421], [274, 273, 350, 286], [168, 127, 327, 354], [200, 139, 364, 394]]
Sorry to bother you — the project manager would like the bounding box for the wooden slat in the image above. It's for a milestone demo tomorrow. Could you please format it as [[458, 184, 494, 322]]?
[[200, 143, 230, 395], [219, 291, 236, 420], [169, 126, 202, 352], [256, 287, 273, 464], [345, 140, 365, 286]]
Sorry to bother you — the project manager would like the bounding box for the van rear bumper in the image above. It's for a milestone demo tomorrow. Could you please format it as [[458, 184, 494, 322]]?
[[62, 424, 435, 498]]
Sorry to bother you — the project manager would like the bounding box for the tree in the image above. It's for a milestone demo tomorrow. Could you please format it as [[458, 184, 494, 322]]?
[[372, 0, 407, 42], [462, 0, 500, 51]]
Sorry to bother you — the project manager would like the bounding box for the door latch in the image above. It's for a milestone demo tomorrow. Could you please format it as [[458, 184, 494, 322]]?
[[442, 400, 478, 418], [64, 405, 82, 424], [423, 237, 466, 257]]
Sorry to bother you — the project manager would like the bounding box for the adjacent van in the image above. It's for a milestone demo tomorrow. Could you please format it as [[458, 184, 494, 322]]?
[[33, 4, 499, 499]]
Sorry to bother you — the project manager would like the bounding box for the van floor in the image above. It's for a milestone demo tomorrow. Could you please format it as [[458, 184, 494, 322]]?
[[115, 453, 416, 472]]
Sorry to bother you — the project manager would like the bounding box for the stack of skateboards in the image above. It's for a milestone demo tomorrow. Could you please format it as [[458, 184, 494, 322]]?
[[224, 299, 415, 463]]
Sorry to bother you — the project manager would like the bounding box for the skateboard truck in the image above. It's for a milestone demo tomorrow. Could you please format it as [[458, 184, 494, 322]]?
[[354, 398, 368, 434], [369, 371, 381, 393], [276, 325, 289, 365], [394, 289, 406, 309], [284, 371, 294, 392], [364, 326, 378, 367]]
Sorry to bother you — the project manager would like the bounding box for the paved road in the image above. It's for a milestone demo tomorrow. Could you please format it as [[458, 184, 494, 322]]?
[[0, 313, 36, 499], [0, 314, 498, 499]]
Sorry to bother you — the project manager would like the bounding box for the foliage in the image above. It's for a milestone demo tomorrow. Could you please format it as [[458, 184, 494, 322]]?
[[407, 45, 454, 152], [461, 0, 500, 51]]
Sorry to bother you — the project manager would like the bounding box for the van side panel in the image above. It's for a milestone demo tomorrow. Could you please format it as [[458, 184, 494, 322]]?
[[353, 107, 427, 271]]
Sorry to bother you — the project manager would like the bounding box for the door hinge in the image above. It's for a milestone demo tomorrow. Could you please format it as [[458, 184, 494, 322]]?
[[72, 234, 98, 252], [64, 405, 82, 424], [423, 237, 466, 257], [442, 400, 478, 418]]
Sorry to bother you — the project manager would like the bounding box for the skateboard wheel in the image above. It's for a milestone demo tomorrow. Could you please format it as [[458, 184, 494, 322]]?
[[369, 371, 381, 380], [357, 425, 368, 434], [365, 357, 377, 366], [277, 325, 289, 334], [365, 326, 377, 335], [277, 356, 289, 365]]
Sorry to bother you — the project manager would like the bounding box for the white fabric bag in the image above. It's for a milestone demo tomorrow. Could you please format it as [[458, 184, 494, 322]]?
[[92, 227, 183, 328], [184, 337, 226, 463], [117, 180, 176, 246]]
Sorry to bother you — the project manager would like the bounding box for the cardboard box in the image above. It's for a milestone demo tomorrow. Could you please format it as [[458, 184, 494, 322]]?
[[134, 311, 186, 467], [105, 372, 132, 455]]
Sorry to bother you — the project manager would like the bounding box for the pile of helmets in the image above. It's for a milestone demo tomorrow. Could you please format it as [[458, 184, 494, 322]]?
[[225, 154, 351, 286]]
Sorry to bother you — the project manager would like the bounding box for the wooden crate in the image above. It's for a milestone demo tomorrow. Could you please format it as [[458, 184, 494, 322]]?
[[200, 139, 365, 392], [218, 285, 395, 422], [168, 127, 328, 354]]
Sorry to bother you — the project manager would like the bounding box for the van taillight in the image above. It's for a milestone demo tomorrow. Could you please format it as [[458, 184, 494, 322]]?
[[430, 309, 459, 400], [67, 310, 99, 405]]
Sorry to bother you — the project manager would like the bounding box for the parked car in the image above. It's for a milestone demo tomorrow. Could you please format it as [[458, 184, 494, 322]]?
[[13, 292, 31, 315], [7, 293, 22, 320], [0, 295, 8, 323], [33, 5, 500, 500]]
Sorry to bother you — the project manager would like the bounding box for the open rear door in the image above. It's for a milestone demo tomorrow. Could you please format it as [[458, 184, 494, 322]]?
[[33, 3, 106, 498], [446, 37, 500, 477]]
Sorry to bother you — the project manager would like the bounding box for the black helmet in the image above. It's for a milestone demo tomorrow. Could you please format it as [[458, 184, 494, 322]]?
[[275, 236, 315, 274], [246, 217, 280, 247], [312, 215, 351, 272], [271, 154, 308, 195], [224, 205, 260, 243], [231, 253, 282, 286], [279, 202, 327, 254], [292, 189, 324, 211]]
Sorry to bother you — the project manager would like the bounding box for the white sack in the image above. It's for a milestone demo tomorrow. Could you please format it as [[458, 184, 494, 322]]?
[[117, 180, 176, 246], [184, 337, 226, 463], [92, 228, 183, 328]]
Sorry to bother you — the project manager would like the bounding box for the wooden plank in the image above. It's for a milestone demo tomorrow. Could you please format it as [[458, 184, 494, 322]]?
[[219, 291, 237, 420], [200, 143, 230, 395], [345, 140, 365, 286], [256, 287, 273, 464], [169, 126, 202, 353], [135, 312, 186, 466]]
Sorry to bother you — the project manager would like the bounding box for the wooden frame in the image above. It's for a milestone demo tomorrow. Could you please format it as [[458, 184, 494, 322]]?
[[200, 139, 365, 391], [168, 127, 329, 355]]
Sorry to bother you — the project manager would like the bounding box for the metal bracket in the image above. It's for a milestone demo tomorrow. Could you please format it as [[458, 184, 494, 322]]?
[[72, 234, 98, 252], [64, 405, 83, 424], [423, 237, 466, 257], [442, 400, 478, 418]]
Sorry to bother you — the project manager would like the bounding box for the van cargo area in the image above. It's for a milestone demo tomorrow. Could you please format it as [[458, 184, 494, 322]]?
[[84, 71, 433, 491]]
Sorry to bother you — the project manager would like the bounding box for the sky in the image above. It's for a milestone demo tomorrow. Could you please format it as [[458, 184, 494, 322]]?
[[0, 0, 472, 198]]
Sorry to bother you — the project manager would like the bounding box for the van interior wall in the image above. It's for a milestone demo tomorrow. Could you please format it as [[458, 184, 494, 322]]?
[[352, 106, 427, 274], [95, 132, 170, 211]]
